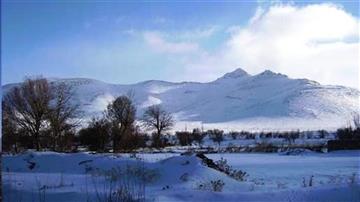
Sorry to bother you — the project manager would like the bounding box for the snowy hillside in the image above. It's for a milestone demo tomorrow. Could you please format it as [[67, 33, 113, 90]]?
[[3, 68, 359, 131], [2, 151, 359, 202]]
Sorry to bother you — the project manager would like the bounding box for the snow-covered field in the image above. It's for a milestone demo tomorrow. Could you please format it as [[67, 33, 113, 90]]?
[[207, 152, 359, 191], [2, 151, 359, 202]]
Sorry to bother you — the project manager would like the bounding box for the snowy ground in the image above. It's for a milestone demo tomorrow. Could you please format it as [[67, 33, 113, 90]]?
[[2, 151, 359, 202], [207, 152, 359, 191]]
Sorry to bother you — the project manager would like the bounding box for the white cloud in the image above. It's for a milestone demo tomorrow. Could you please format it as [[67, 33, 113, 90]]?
[[143, 31, 199, 54], [177, 3, 359, 89]]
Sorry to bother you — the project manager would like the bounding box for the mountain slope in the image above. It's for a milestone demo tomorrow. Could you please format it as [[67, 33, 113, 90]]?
[[2, 68, 359, 131]]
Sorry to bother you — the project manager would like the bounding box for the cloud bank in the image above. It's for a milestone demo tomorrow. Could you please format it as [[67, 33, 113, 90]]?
[[5, 3, 358, 89], [147, 3, 359, 88]]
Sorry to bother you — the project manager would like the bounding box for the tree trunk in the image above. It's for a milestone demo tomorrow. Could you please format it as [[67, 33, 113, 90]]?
[[35, 132, 40, 151], [53, 134, 57, 151], [113, 135, 117, 152], [14, 142, 18, 153], [35, 121, 41, 151]]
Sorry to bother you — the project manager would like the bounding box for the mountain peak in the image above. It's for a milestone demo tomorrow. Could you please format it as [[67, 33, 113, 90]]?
[[261, 69, 276, 75], [220, 68, 250, 80], [257, 69, 287, 78]]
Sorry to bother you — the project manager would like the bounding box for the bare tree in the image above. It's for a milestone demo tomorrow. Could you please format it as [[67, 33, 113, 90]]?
[[209, 129, 224, 148], [47, 82, 80, 151], [4, 78, 51, 151], [105, 95, 136, 152], [142, 105, 174, 137]]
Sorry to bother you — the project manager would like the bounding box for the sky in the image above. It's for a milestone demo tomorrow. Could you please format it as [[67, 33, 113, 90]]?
[[1, 0, 359, 89]]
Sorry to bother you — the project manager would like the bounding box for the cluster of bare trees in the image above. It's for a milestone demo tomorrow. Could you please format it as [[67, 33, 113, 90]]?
[[2, 78, 79, 152], [78, 94, 175, 152], [336, 114, 360, 140], [2, 77, 176, 153], [176, 128, 206, 147]]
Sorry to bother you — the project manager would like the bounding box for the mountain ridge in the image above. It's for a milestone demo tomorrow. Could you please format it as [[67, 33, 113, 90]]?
[[2, 68, 359, 131]]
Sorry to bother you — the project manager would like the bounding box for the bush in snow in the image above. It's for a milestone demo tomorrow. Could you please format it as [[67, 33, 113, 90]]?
[[230, 169, 248, 182], [349, 173, 357, 185], [284, 131, 300, 146], [253, 140, 277, 153], [210, 180, 225, 192], [229, 131, 240, 140], [302, 175, 314, 187], [197, 179, 225, 192], [78, 117, 111, 152], [259, 132, 273, 139], [208, 129, 224, 147], [215, 158, 231, 172], [215, 158, 248, 181], [240, 131, 254, 139], [90, 173, 145, 202], [88, 164, 160, 202], [119, 127, 148, 152]]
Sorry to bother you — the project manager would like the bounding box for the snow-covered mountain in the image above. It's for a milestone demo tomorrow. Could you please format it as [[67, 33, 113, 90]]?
[[3, 68, 359, 131]]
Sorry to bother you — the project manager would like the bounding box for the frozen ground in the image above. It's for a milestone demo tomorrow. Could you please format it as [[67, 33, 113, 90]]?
[[2, 151, 359, 202], [207, 151, 359, 191]]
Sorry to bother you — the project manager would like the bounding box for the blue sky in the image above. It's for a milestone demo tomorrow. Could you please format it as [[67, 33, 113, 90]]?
[[1, 1, 359, 88]]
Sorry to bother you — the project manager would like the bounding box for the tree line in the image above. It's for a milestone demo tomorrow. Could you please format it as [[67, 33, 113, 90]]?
[[2, 77, 175, 153]]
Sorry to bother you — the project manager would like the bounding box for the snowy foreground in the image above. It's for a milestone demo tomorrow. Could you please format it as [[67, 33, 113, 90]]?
[[2, 151, 360, 202]]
